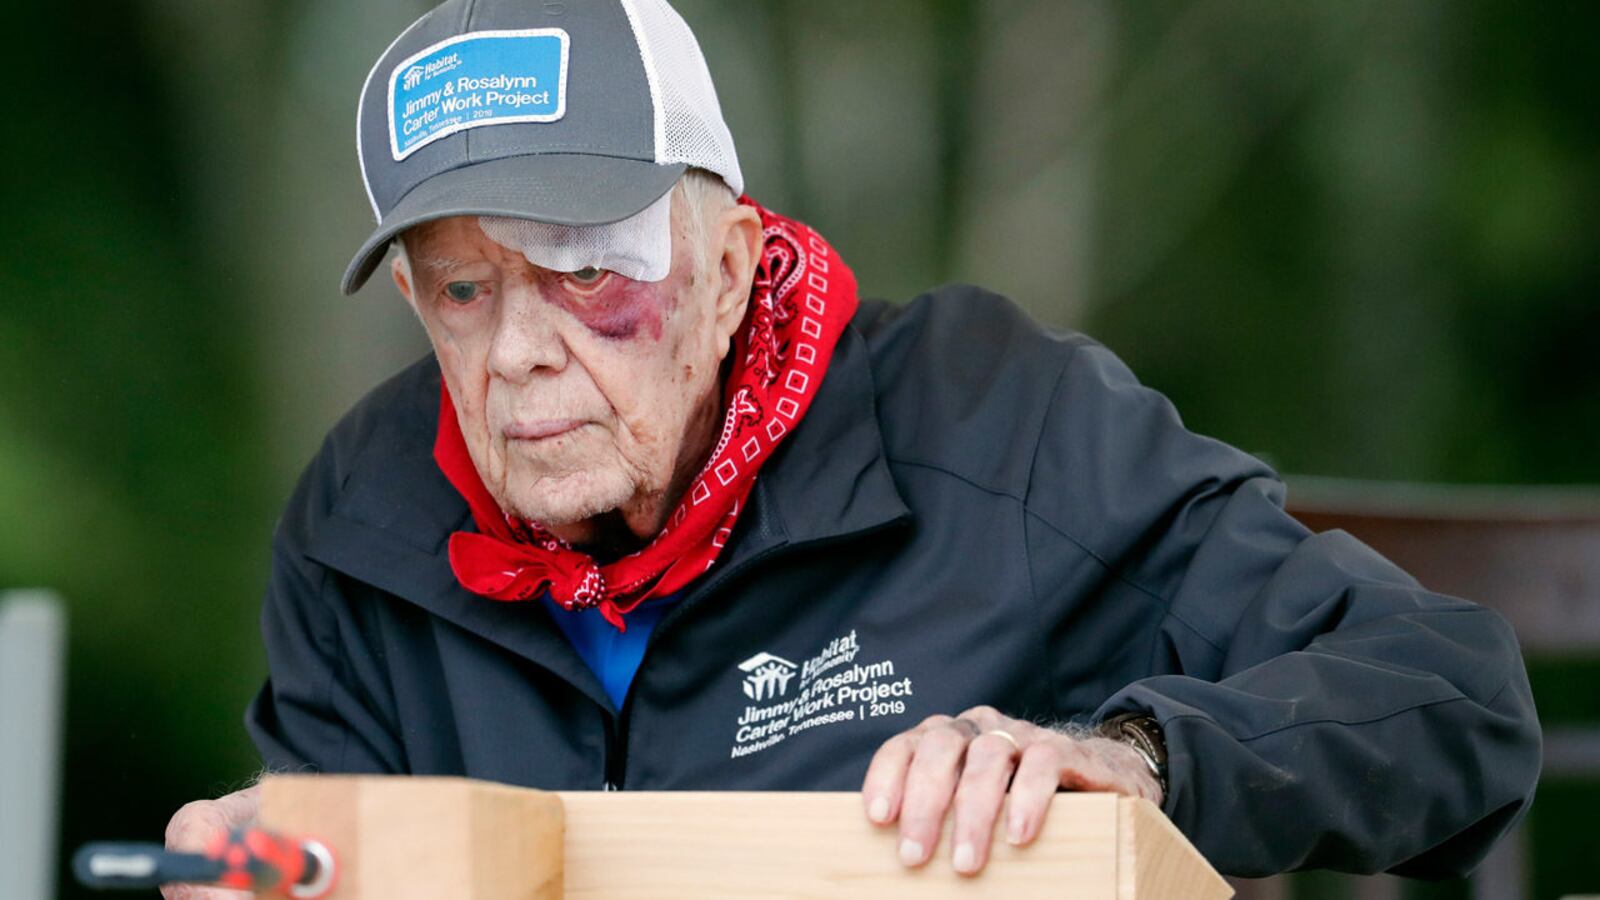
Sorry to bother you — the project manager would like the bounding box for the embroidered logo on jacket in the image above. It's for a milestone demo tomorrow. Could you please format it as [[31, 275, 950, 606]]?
[[738, 652, 798, 701], [730, 630, 914, 759]]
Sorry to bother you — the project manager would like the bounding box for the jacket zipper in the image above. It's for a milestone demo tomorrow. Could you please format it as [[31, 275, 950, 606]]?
[[599, 541, 790, 791], [602, 715, 623, 790]]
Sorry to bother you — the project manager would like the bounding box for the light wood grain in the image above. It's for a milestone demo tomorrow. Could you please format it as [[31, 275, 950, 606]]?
[[1122, 797, 1233, 900], [259, 777, 1230, 899], [556, 791, 1118, 898], [259, 775, 563, 899]]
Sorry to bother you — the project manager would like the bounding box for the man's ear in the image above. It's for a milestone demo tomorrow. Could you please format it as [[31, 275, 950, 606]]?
[[390, 247, 418, 313], [711, 204, 763, 359]]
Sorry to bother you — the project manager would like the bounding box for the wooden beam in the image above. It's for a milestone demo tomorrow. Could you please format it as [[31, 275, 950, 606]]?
[[259, 776, 1231, 899]]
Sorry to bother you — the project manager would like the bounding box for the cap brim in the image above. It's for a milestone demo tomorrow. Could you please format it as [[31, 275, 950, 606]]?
[[341, 154, 687, 295]]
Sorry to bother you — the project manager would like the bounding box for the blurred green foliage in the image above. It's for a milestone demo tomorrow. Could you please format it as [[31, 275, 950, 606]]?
[[1, 1, 1593, 898], [1090, 1, 1600, 486], [1, 0, 277, 884]]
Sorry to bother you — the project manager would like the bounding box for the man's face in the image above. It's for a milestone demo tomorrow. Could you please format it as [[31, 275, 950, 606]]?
[[393, 194, 735, 539]]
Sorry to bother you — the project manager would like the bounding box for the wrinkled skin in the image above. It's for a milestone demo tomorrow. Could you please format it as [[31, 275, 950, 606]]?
[[862, 705, 1162, 875], [159, 785, 257, 900], [391, 194, 762, 554]]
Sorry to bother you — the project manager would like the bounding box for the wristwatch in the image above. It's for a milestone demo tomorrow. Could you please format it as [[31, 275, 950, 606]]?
[[1097, 712, 1168, 799]]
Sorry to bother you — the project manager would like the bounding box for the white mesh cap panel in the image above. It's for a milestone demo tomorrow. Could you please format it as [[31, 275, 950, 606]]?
[[478, 187, 673, 283], [620, 0, 745, 196]]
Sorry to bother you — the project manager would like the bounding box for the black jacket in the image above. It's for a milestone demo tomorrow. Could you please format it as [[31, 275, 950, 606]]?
[[247, 286, 1541, 878]]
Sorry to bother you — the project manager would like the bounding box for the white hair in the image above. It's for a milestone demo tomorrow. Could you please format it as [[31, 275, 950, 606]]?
[[674, 167, 738, 276]]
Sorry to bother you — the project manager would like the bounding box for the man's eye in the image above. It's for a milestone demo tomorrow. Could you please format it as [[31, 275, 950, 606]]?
[[444, 281, 480, 303], [566, 267, 608, 287]]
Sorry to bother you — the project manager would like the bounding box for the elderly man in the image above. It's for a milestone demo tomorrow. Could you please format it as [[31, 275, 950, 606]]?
[[165, 0, 1540, 891]]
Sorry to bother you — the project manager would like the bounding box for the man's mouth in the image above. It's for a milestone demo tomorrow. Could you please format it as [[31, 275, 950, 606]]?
[[503, 419, 587, 441]]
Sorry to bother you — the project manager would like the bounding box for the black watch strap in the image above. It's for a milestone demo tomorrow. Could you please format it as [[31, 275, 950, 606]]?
[[1098, 712, 1168, 799]]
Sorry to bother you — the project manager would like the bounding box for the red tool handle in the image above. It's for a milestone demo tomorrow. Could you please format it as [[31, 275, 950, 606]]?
[[204, 828, 337, 898], [74, 828, 336, 897]]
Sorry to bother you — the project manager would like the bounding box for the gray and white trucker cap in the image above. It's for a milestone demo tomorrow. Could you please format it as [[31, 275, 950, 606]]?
[[342, 0, 744, 294]]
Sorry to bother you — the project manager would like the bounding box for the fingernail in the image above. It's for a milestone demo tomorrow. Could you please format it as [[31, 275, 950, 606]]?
[[1006, 813, 1025, 845], [868, 796, 890, 823], [952, 842, 977, 874], [899, 838, 925, 866]]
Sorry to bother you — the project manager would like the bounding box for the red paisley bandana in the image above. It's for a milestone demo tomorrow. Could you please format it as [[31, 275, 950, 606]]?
[[434, 198, 859, 631]]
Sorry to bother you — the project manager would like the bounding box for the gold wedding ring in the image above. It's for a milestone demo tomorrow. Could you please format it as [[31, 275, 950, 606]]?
[[983, 729, 1022, 755]]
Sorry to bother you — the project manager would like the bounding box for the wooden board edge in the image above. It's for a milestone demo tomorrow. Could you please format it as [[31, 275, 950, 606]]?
[[1117, 796, 1137, 900], [1122, 798, 1233, 900], [469, 782, 565, 900], [260, 775, 568, 900]]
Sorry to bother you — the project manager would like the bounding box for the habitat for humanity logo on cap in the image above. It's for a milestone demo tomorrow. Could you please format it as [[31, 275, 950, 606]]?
[[387, 29, 570, 161], [401, 51, 462, 91]]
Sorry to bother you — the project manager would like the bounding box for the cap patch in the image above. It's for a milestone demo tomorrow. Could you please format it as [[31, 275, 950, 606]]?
[[388, 29, 570, 161]]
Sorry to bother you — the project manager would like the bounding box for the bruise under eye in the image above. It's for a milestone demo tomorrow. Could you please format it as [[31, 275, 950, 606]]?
[[555, 275, 669, 341]]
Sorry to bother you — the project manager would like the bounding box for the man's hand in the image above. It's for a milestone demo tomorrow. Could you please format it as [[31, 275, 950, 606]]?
[[860, 705, 1163, 876], [160, 784, 261, 899]]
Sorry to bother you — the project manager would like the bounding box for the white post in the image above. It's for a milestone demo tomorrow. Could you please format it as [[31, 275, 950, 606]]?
[[0, 590, 67, 900]]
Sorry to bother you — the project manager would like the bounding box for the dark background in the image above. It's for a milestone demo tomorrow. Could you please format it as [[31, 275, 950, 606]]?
[[2, 1, 1595, 897]]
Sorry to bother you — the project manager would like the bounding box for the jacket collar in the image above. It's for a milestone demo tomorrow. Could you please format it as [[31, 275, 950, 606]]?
[[303, 320, 910, 710]]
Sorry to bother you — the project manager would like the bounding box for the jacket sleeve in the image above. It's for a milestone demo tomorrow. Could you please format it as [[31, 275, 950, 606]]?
[[1024, 340, 1541, 878], [244, 436, 407, 775]]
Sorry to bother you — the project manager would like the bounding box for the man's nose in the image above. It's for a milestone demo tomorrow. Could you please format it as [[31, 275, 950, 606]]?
[[488, 285, 569, 381]]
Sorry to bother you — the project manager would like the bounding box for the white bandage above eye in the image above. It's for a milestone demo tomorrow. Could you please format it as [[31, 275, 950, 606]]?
[[477, 188, 673, 283]]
